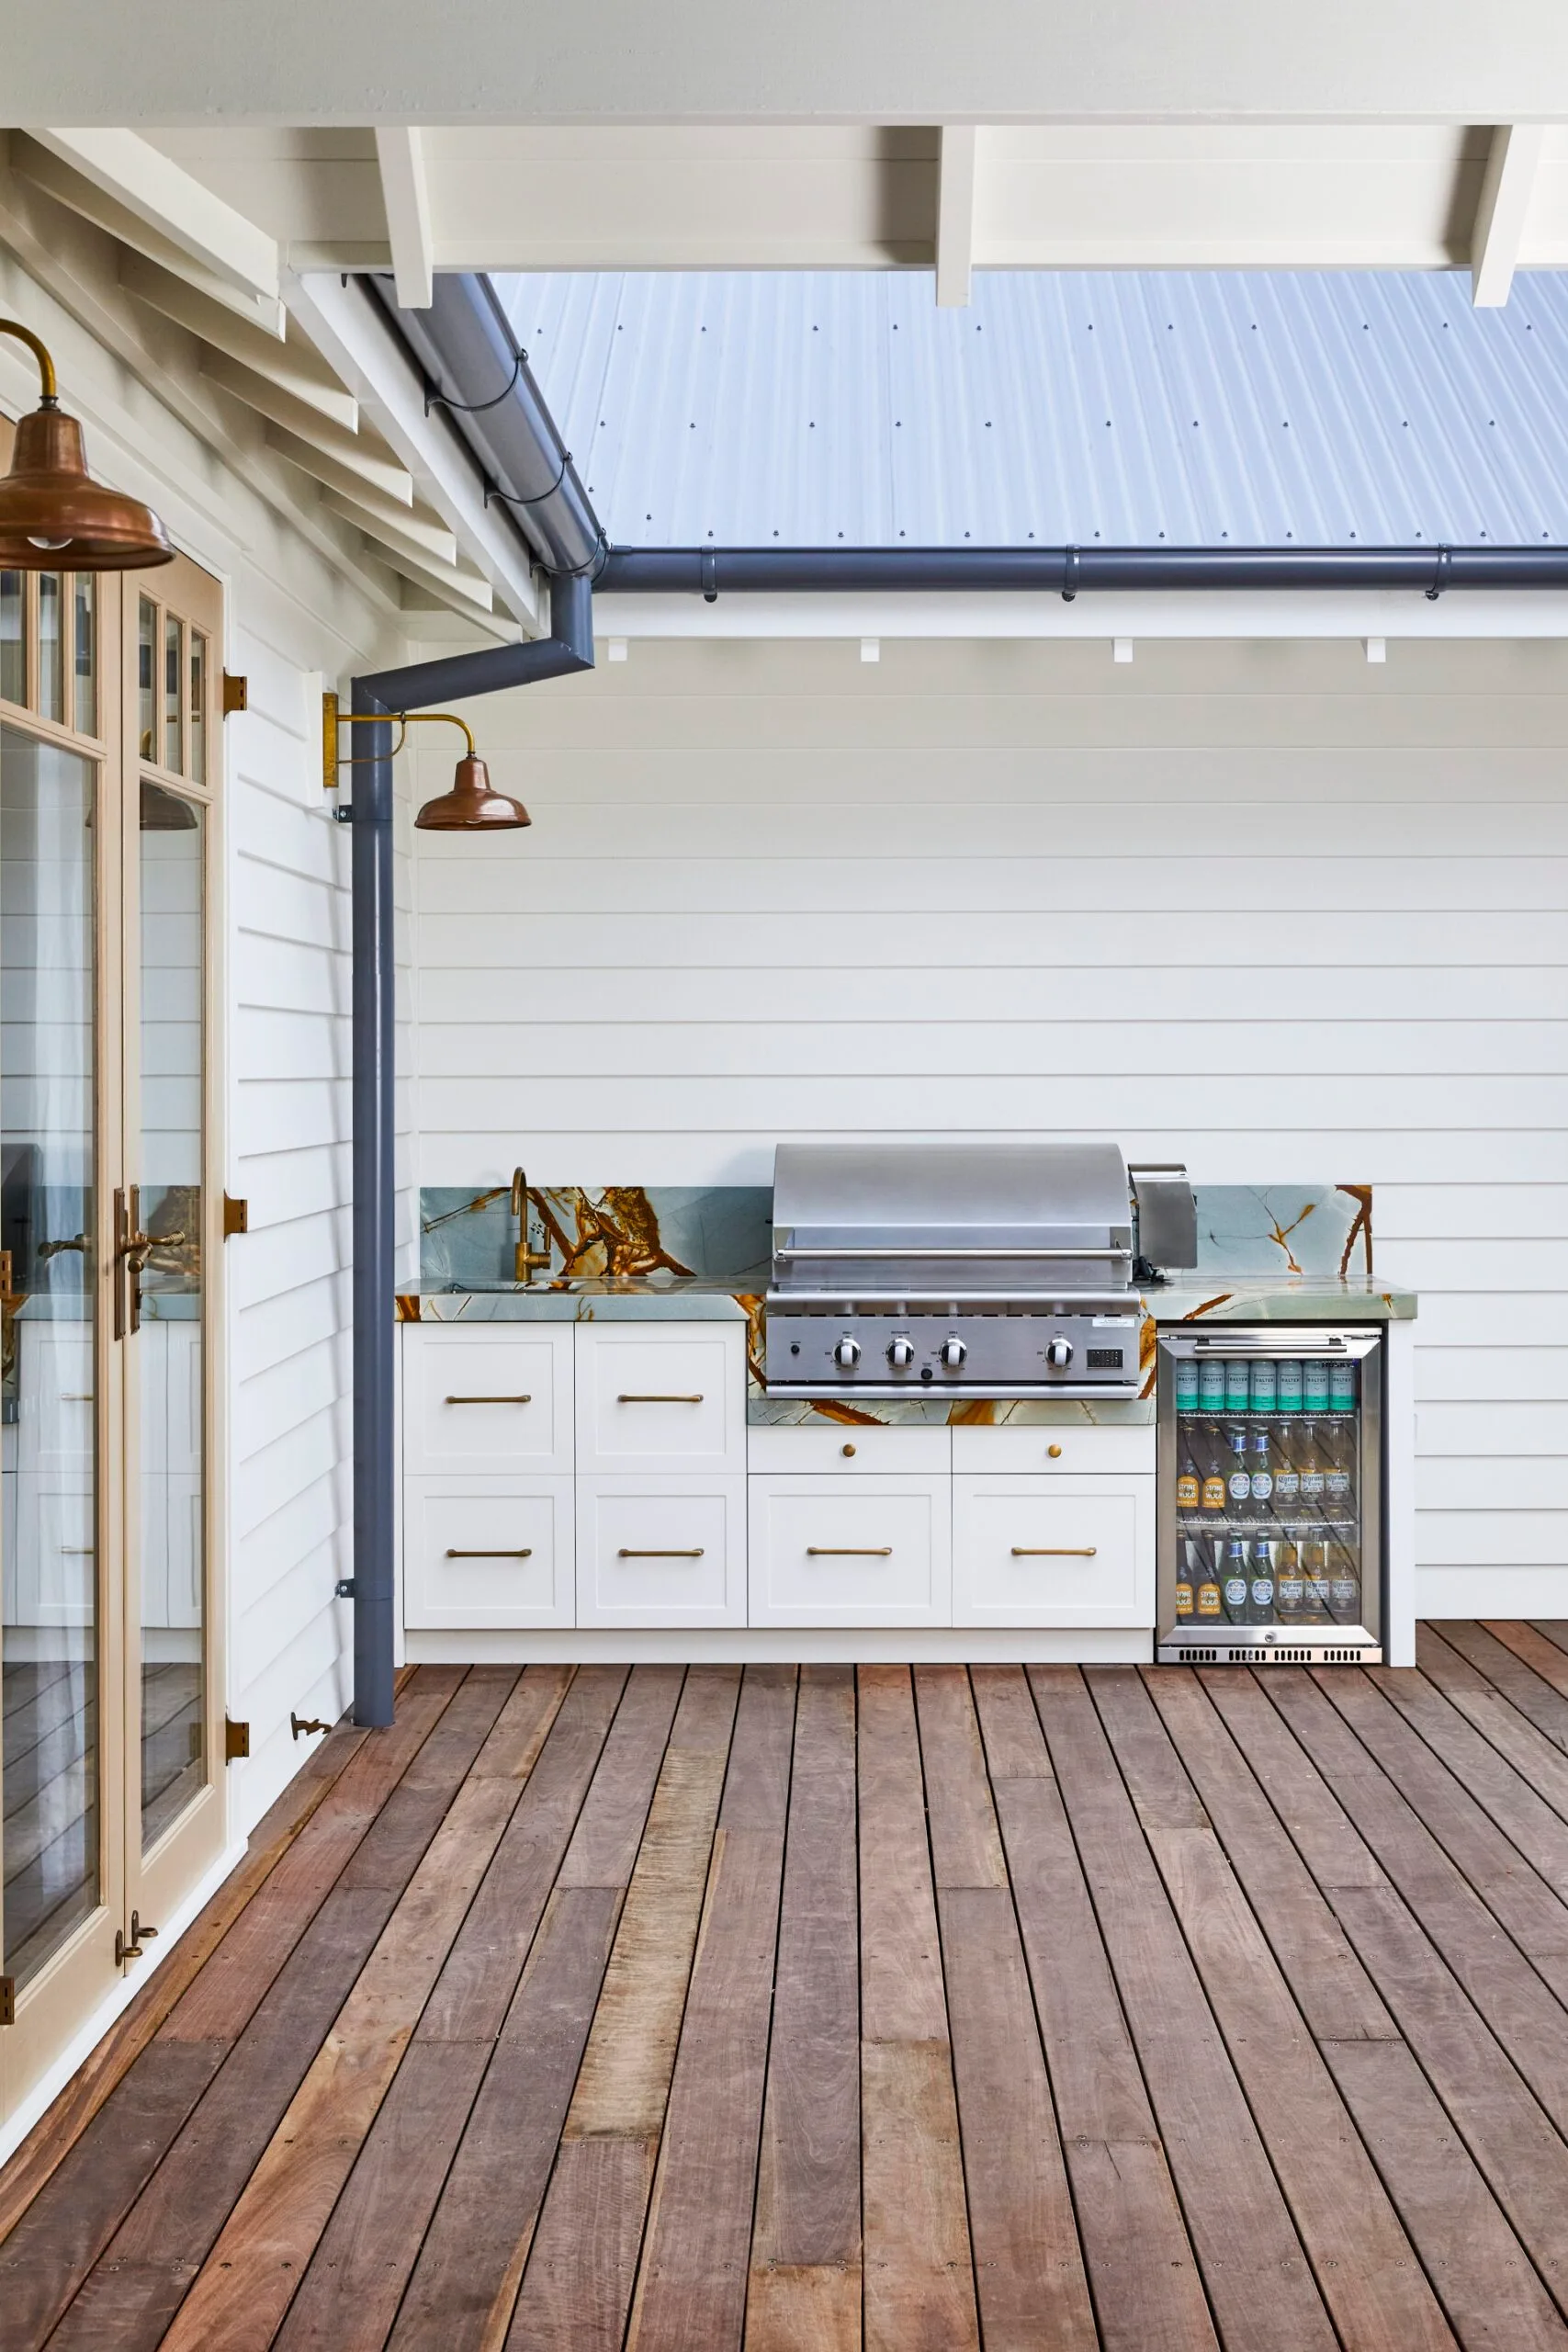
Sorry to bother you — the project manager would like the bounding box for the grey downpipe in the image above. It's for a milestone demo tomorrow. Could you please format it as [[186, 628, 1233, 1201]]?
[[597, 544, 1568, 594], [368, 274, 603, 581], [348, 571, 593, 1727]]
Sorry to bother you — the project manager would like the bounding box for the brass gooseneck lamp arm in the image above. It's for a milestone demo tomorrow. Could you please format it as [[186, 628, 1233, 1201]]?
[[321, 695, 528, 831], [0, 322, 59, 402]]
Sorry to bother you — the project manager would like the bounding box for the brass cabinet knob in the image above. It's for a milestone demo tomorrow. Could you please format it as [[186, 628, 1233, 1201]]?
[[1047, 1442, 1064, 1458], [842, 1442, 856, 1457]]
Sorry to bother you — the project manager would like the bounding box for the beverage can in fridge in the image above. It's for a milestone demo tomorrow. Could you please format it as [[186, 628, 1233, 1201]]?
[[1248, 1360, 1278, 1413], [1329, 1360, 1359, 1412], [1225, 1360, 1252, 1412], [1198, 1358, 1226, 1410], [1303, 1359, 1331, 1411], [1277, 1359, 1303, 1413], [1174, 1357, 1200, 1410]]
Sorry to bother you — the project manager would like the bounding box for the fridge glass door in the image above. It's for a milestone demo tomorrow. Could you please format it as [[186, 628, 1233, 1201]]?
[[1159, 1330, 1382, 1656]]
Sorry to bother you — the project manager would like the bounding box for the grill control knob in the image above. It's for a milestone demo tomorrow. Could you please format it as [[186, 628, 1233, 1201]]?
[[833, 1336, 862, 1369], [887, 1335, 916, 1369], [1045, 1338, 1074, 1368], [940, 1337, 967, 1370]]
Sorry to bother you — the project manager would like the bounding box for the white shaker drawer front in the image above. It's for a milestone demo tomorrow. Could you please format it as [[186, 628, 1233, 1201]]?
[[951, 1423, 1156, 1476], [952, 1474, 1153, 1627], [748, 1476, 951, 1627], [403, 1478, 574, 1629], [747, 1423, 951, 1476], [576, 1323, 746, 1474], [403, 1327, 574, 1476], [577, 1476, 746, 1626]]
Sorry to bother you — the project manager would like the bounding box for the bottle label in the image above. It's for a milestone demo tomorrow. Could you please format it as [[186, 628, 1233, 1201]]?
[[1202, 1476, 1227, 1510], [1250, 1472, 1273, 1502], [1224, 1577, 1248, 1611], [1278, 1572, 1305, 1609], [1274, 1469, 1301, 1503], [1251, 1577, 1275, 1609], [1302, 1470, 1325, 1500], [1174, 1579, 1194, 1618], [1177, 1473, 1200, 1508], [1229, 1471, 1251, 1504], [1325, 1470, 1351, 1500], [1198, 1582, 1223, 1617]]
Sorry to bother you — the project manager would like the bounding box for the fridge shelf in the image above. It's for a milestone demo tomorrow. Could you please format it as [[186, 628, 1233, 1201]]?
[[1175, 1515, 1359, 1537]]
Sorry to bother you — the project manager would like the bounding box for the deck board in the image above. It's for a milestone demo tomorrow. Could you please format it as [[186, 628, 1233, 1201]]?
[[7, 1632, 1568, 2352]]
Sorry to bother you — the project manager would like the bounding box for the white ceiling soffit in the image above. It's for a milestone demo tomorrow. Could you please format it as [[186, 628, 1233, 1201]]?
[[115, 123, 1568, 295], [7, 0, 1568, 120], [0, 130, 531, 627]]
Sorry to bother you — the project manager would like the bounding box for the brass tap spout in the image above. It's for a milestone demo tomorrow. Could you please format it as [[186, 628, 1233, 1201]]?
[[511, 1170, 551, 1282]]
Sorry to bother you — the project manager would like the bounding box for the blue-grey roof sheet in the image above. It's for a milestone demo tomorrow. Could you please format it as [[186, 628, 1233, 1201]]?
[[492, 268, 1568, 548]]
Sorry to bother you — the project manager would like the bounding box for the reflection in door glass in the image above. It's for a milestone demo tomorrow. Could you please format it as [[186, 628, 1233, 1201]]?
[[0, 725, 98, 1985], [138, 783, 204, 1847], [73, 576, 96, 739], [138, 597, 155, 760], [0, 574, 22, 708], [188, 632, 206, 786], [163, 616, 182, 775], [38, 575, 64, 724]]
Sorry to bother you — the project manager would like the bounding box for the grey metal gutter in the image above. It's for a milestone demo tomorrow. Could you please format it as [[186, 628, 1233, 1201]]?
[[367, 274, 603, 581], [597, 544, 1568, 596]]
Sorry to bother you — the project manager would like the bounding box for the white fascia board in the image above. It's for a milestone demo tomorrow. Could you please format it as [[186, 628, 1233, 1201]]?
[[589, 588, 1568, 640], [34, 128, 279, 302], [283, 269, 543, 633]]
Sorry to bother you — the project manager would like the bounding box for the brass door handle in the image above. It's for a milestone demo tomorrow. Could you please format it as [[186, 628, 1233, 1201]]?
[[617, 1547, 705, 1558], [1011, 1546, 1098, 1557], [444, 1394, 532, 1405], [445, 1547, 533, 1558], [616, 1393, 704, 1404], [807, 1546, 893, 1556]]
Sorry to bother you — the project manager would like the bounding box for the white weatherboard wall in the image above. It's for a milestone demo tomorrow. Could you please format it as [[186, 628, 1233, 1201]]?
[[410, 634, 1568, 1623]]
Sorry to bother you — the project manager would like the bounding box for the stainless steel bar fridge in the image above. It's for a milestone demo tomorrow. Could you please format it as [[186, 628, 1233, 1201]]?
[[1156, 1327, 1384, 1664]]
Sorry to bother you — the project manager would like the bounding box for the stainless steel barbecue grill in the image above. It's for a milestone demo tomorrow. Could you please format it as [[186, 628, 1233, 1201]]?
[[763, 1141, 1193, 1401]]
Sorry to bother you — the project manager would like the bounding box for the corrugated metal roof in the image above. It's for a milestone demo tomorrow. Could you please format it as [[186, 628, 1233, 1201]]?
[[492, 268, 1568, 548]]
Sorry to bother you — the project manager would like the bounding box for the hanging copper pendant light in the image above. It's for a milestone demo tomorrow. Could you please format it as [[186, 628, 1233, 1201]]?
[[0, 320, 174, 571]]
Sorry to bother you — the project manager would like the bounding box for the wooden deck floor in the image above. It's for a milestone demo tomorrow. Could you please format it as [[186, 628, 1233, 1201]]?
[[9, 1628, 1568, 2350]]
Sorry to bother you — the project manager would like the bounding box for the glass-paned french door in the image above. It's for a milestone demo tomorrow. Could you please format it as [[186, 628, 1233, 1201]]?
[[0, 538, 224, 2137]]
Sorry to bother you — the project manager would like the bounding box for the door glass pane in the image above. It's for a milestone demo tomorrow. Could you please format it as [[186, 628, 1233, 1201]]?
[[73, 577, 96, 740], [138, 783, 204, 1847], [188, 633, 206, 786], [38, 576, 64, 724], [138, 597, 155, 760], [163, 616, 182, 775], [0, 724, 98, 1985], [0, 574, 22, 707]]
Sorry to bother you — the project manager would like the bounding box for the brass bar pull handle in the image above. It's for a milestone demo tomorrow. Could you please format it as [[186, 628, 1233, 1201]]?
[[446, 1547, 533, 1558], [807, 1546, 893, 1556], [617, 1547, 705, 1558], [616, 1393, 704, 1404], [1011, 1546, 1098, 1557], [445, 1394, 532, 1405]]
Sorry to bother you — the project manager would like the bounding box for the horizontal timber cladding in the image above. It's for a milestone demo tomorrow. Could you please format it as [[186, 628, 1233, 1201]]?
[[406, 635, 1568, 1621]]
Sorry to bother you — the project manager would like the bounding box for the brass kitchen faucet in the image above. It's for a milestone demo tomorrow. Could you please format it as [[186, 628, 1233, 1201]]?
[[511, 1169, 552, 1282]]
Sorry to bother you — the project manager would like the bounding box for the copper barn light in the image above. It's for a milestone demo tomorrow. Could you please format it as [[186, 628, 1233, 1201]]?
[[322, 695, 530, 831], [0, 321, 174, 571]]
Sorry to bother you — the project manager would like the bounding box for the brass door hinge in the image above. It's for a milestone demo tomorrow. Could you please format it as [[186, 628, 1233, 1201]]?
[[224, 1717, 250, 1761], [222, 1193, 249, 1238], [0, 1974, 14, 2025], [222, 673, 248, 717]]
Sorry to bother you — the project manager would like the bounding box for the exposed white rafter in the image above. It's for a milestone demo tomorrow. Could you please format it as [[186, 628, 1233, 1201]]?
[[1471, 122, 1545, 306], [284, 268, 544, 631], [375, 127, 435, 310], [33, 128, 279, 304], [935, 126, 978, 307], [119, 250, 359, 430]]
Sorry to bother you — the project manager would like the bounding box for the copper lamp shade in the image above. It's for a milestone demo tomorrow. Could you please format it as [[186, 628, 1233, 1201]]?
[[414, 752, 531, 831], [0, 321, 173, 571]]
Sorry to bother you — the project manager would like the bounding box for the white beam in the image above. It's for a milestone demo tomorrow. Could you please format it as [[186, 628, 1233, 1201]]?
[[33, 128, 278, 303], [1471, 122, 1545, 306], [283, 268, 544, 630], [935, 126, 978, 308], [375, 126, 434, 311]]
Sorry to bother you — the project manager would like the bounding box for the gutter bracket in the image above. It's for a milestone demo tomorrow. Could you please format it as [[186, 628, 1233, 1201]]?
[[1426, 545, 1452, 601], [1061, 545, 1078, 603], [702, 547, 718, 604]]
